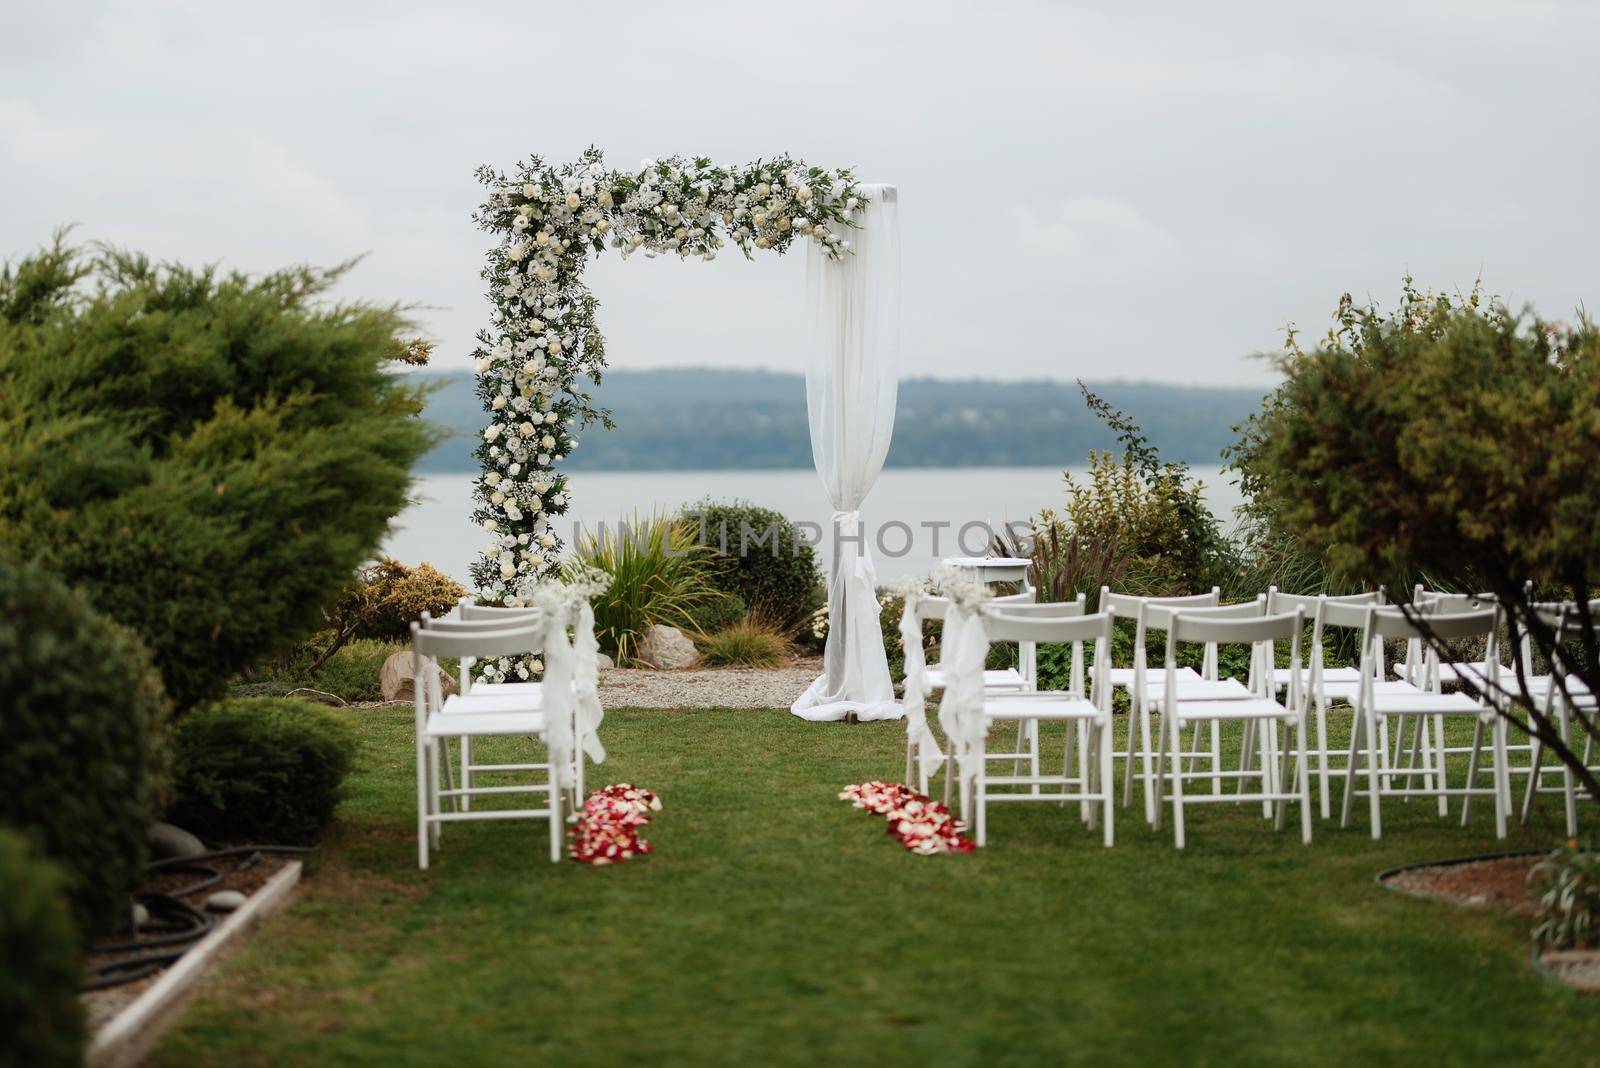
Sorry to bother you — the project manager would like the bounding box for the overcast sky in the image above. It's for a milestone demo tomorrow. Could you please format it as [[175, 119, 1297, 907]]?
[[5, 0, 1597, 386]]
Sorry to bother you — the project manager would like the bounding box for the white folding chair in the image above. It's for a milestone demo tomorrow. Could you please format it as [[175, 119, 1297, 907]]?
[[965, 609, 1118, 847], [1151, 608, 1312, 848], [1517, 604, 1598, 837], [410, 621, 564, 868], [421, 610, 588, 811], [1340, 605, 1508, 839], [905, 592, 1081, 796]]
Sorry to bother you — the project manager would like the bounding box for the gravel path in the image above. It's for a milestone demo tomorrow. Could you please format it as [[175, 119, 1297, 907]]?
[[599, 657, 823, 709]]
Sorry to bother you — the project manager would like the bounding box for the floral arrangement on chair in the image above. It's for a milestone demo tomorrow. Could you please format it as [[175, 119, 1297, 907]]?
[[570, 783, 662, 865], [839, 781, 974, 855]]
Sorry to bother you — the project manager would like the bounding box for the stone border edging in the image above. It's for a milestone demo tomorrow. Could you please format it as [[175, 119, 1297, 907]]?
[[88, 859, 303, 1068]]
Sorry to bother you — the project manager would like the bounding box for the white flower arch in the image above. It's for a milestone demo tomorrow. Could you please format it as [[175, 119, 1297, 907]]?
[[469, 149, 866, 635]]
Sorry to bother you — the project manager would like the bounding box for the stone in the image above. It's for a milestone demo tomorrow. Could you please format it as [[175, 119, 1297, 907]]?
[[285, 687, 347, 707], [636, 624, 698, 669], [595, 652, 615, 672], [380, 651, 458, 702], [131, 902, 150, 928], [205, 890, 248, 913], [147, 821, 206, 860]]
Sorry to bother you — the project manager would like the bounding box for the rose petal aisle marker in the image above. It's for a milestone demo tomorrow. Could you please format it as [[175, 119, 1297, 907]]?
[[569, 784, 662, 866], [839, 782, 975, 856]]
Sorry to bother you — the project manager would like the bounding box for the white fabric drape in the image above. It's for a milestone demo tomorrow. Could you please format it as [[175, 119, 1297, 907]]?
[[539, 600, 576, 790], [898, 595, 942, 776], [572, 600, 606, 763], [791, 184, 902, 722], [935, 603, 989, 779]]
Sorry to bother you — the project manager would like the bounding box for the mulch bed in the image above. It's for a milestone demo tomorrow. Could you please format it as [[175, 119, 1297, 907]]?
[[1382, 853, 1543, 916], [83, 851, 296, 1032]]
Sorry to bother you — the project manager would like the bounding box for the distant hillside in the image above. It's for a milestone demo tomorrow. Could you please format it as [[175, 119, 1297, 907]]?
[[413, 367, 1268, 473]]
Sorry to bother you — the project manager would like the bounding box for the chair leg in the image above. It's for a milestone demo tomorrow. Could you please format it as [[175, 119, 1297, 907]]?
[[416, 738, 430, 870], [975, 733, 988, 848], [1274, 719, 1290, 832], [1461, 720, 1485, 827], [1296, 714, 1313, 844], [1100, 721, 1115, 847], [1432, 714, 1448, 818], [1366, 708, 1384, 840], [1152, 708, 1169, 833], [1260, 714, 1278, 820], [1315, 694, 1331, 820], [428, 741, 443, 850], [1012, 718, 1027, 782], [1169, 715, 1187, 849], [1210, 719, 1223, 797], [549, 763, 563, 863], [1140, 699, 1159, 826], [1561, 701, 1579, 838], [1520, 732, 1544, 826], [1340, 707, 1365, 829], [1492, 716, 1510, 840], [461, 736, 472, 814]]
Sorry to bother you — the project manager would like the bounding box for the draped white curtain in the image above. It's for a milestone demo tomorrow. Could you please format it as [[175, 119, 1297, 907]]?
[[791, 184, 902, 723]]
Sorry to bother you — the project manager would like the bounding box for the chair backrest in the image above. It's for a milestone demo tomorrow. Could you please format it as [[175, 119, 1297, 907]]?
[[457, 599, 541, 622], [411, 620, 545, 660], [1144, 596, 1265, 632], [1168, 607, 1304, 648], [1367, 605, 1498, 642], [1100, 587, 1220, 622], [422, 610, 546, 632], [994, 589, 1036, 606], [985, 608, 1116, 701], [1265, 588, 1383, 616], [1414, 586, 1495, 613], [980, 593, 1085, 618]]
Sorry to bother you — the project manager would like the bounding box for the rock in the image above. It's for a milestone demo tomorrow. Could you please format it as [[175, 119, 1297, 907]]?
[[131, 902, 150, 928], [636, 624, 698, 669], [595, 652, 615, 672], [147, 821, 206, 860], [380, 651, 458, 702], [285, 687, 347, 707], [206, 890, 247, 913]]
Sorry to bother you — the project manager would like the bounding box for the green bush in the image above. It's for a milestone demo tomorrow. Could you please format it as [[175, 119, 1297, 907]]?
[[0, 832, 85, 1068], [700, 619, 789, 668], [683, 591, 747, 637], [0, 560, 168, 939], [168, 698, 356, 843], [333, 558, 467, 643], [1530, 840, 1600, 949], [682, 499, 823, 630], [0, 236, 436, 710], [241, 635, 400, 703]]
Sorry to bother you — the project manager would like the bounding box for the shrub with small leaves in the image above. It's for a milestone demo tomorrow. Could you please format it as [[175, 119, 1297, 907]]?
[[0, 832, 85, 1068], [0, 560, 168, 940], [168, 697, 356, 843], [682, 499, 822, 630], [1530, 840, 1600, 950], [700, 618, 789, 668]]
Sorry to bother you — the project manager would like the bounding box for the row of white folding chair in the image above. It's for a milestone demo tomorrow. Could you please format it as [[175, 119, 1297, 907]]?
[[1149, 608, 1311, 848], [964, 609, 1117, 847], [1101, 590, 1265, 825], [410, 620, 563, 868], [1336, 604, 1509, 839]]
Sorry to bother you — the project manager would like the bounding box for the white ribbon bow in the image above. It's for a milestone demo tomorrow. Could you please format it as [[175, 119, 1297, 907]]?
[[572, 599, 607, 764], [833, 509, 877, 584]]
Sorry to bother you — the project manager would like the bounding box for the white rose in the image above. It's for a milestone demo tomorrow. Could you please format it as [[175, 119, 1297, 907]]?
[[597, 189, 614, 207], [492, 396, 506, 409], [484, 425, 502, 441], [522, 359, 538, 376], [520, 421, 536, 436], [547, 338, 562, 354], [796, 185, 813, 202], [544, 411, 558, 424], [541, 434, 556, 449], [491, 491, 505, 505], [565, 192, 580, 210], [595, 218, 610, 234], [500, 561, 515, 578], [522, 183, 537, 198], [474, 358, 490, 373], [539, 533, 557, 548], [483, 519, 498, 532]]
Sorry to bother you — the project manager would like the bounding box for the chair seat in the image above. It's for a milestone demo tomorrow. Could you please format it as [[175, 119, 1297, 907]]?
[[424, 710, 546, 738], [982, 692, 1107, 721], [1319, 680, 1425, 702], [464, 682, 544, 700], [1391, 662, 1470, 684], [439, 692, 542, 716], [1273, 665, 1362, 685], [1144, 679, 1254, 703], [924, 667, 1027, 690], [1170, 698, 1295, 724], [1109, 666, 1199, 688], [1366, 692, 1486, 716]]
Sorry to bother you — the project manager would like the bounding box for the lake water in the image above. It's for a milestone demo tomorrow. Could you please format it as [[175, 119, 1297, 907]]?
[[383, 465, 1244, 586]]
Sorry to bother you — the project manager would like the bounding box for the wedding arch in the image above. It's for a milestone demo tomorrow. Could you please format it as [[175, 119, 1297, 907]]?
[[469, 148, 902, 721]]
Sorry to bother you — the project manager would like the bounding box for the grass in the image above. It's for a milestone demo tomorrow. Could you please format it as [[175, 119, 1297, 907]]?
[[699, 618, 790, 667], [149, 708, 1600, 1067]]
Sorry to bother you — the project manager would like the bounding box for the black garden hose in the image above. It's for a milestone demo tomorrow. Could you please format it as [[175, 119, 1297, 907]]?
[[84, 845, 315, 991]]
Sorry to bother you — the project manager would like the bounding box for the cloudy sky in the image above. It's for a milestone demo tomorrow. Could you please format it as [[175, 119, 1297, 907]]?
[[4, 0, 1597, 386]]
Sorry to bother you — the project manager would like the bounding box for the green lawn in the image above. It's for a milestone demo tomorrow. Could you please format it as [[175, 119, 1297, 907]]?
[[151, 707, 1599, 1067]]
